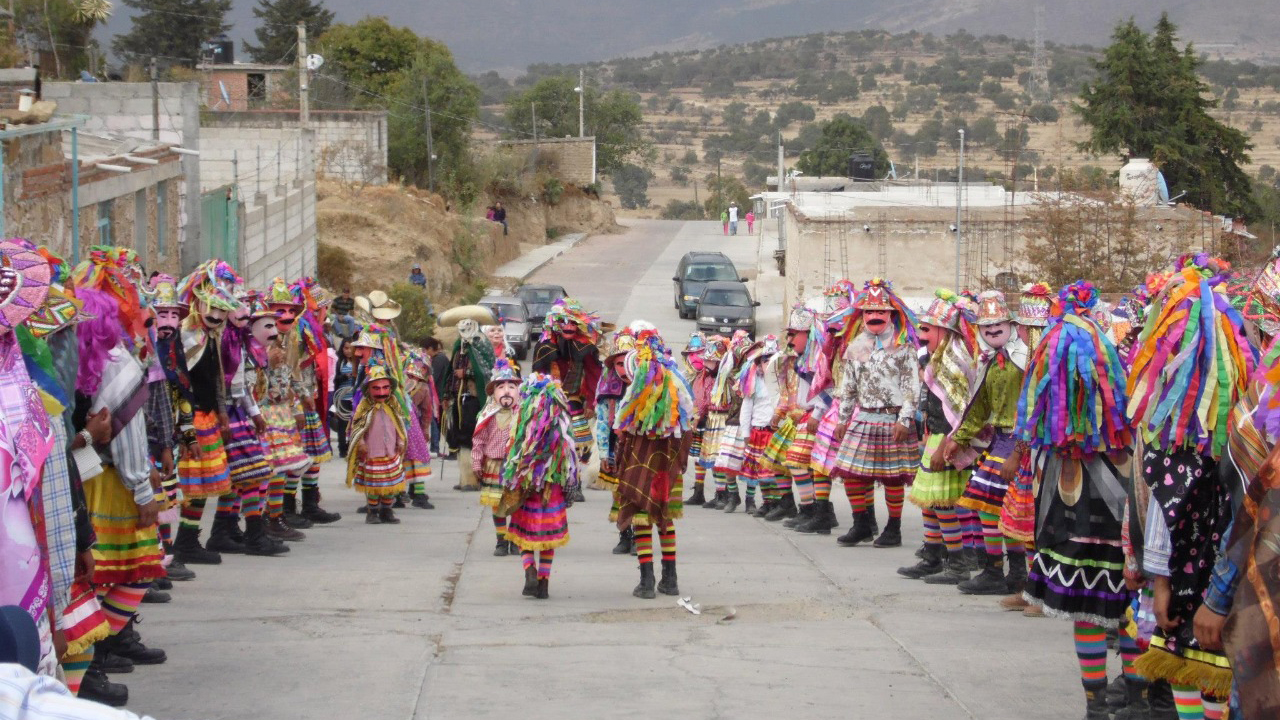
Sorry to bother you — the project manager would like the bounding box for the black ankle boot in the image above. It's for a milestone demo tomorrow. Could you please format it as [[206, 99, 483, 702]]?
[[923, 550, 971, 585], [685, 484, 706, 506], [282, 493, 313, 528], [243, 515, 289, 556], [898, 543, 944, 578], [705, 489, 726, 509], [751, 498, 771, 517], [1112, 677, 1151, 720], [380, 506, 400, 524], [205, 516, 247, 554], [535, 578, 549, 599], [302, 487, 342, 524], [612, 528, 633, 555], [364, 508, 383, 524], [784, 502, 814, 528], [873, 517, 902, 548], [109, 619, 167, 665], [1084, 686, 1111, 720], [495, 538, 510, 557], [837, 511, 875, 546], [743, 496, 757, 515], [1005, 553, 1029, 594], [958, 552, 1008, 595], [633, 562, 656, 599], [522, 566, 538, 596], [79, 664, 129, 707], [765, 494, 798, 521], [657, 559, 679, 596], [722, 490, 741, 513], [268, 515, 307, 539], [174, 525, 222, 565]]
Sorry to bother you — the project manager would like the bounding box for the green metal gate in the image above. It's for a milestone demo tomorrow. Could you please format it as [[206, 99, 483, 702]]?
[[200, 185, 241, 270]]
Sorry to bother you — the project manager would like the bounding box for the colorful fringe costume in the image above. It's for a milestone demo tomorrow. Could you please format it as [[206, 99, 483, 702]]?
[[472, 357, 521, 554], [531, 298, 603, 468], [346, 364, 407, 522], [497, 373, 580, 598], [1127, 257, 1257, 707]]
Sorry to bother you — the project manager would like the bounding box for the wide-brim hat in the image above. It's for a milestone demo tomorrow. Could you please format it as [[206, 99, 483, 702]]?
[[974, 290, 1014, 325], [918, 289, 961, 330], [700, 335, 729, 363], [371, 298, 403, 321], [683, 331, 706, 355], [0, 241, 51, 333], [1016, 282, 1053, 327], [266, 277, 301, 308], [787, 303, 815, 332], [26, 283, 91, 339]]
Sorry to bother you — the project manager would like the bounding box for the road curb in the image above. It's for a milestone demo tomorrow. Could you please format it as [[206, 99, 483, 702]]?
[[491, 232, 589, 283]]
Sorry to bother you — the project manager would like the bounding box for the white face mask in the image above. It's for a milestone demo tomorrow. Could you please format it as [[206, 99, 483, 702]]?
[[982, 321, 1013, 349], [494, 381, 519, 408], [252, 317, 279, 346]]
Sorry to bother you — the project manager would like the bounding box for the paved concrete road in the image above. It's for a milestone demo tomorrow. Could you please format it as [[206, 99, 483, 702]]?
[[127, 220, 1084, 720]]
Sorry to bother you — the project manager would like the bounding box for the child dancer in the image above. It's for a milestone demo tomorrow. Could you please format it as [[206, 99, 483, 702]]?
[[345, 364, 407, 524], [471, 358, 521, 556]]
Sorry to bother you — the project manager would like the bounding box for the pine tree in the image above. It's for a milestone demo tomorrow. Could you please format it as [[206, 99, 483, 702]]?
[[1076, 15, 1256, 218], [243, 0, 334, 64], [111, 0, 233, 67]]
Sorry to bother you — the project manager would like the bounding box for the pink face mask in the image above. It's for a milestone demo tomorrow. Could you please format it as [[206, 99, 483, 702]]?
[[251, 317, 279, 346], [493, 380, 520, 409], [156, 308, 182, 338], [230, 306, 250, 329]]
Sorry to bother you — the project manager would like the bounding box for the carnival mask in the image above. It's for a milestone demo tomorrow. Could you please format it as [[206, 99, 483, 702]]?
[[982, 321, 1012, 349], [369, 379, 392, 401], [201, 305, 228, 331], [251, 316, 279, 346], [787, 329, 809, 355], [485, 325, 504, 346], [918, 323, 942, 353], [703, 358, 720, 374], [230, 306, 250, 329], [493, 380, 520, 409], [271, 304, 298, 329], [863, 309, 892, 334], [354, 346, 373, 364], [611, 356, 630, 383], [559, 320, 578, 337], [155, 308, 182, 339]]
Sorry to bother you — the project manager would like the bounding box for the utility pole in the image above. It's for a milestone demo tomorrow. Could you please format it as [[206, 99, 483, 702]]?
[[577, 68, 585, 138], [776, 133, 784, 193], [423, 77, 435, 193], [693, 179, 700, 216], [297, 23, 309, 128], [149, 57, 159, 141], [716, 156, 723, 213], [955, 129, 965, 291], [531, 102, 538, 143]]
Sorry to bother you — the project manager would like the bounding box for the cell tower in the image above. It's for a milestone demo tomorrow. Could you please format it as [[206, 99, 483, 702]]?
[[1031, 5, 1050, 103]]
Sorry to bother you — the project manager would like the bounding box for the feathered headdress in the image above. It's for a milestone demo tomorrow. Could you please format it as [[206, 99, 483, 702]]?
[[177, 260, 242, 313], [1017, 281, 1132, 458], [614, 329, 694, 437], [1126, 257, 1257, 458], [540, 297, 601, 344], [833, 277, 918, 349], [71, 245, 149, 342], [500, 373, 580, 493]]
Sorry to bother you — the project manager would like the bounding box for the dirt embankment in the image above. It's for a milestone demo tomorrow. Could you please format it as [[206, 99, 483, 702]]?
[[500, 185, 622, 243]]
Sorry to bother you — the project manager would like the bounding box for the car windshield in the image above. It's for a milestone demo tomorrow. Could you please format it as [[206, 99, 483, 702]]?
[[701, 288, 752, 307], [518, 288, 563, 304], [683, 263, 738, 282], [484, 303, 527, 322]]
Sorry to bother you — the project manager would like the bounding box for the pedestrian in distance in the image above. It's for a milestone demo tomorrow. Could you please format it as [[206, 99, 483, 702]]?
[[720, 209, 729, 235]]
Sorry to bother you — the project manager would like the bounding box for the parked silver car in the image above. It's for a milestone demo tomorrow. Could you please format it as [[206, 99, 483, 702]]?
[[479, 295, 533, 360]]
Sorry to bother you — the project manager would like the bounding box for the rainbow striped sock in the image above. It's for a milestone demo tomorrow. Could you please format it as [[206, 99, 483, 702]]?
[[1073, 621, 1108, 692]]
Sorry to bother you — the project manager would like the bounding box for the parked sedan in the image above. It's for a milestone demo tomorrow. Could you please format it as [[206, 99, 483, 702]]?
[[479, 295, 533, 360], [695, 281, 759, 337], [515, 283, 568, 335]]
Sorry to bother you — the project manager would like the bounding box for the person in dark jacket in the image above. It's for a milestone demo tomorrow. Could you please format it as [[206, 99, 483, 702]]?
[[425, 338, 451, 456]]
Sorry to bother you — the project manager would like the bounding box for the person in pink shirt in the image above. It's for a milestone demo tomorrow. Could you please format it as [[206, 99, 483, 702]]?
[[746, 210, 756, 234]]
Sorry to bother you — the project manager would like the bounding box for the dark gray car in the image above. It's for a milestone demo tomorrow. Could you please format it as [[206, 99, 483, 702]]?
[[673, 251, 744, 319], [515, 283, 568, 334], [695, 281, 759, 337]]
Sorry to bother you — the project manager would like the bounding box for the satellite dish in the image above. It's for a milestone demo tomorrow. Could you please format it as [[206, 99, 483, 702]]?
[[306, 54, 324, 71]]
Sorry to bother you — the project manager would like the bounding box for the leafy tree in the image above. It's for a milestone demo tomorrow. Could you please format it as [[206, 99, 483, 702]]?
[[13, 0, 109, 77], [243, 0, 333, 64], [861, 105, 894, 140], [113, 0, 232, 66], [387, 282, 436, 347], [670, 166, 690, 185], [661, 199, 704, 220], [742, 159, 770, 187], [702, 175, 751, 217], [612, 163, 654, 209], [1076, 15, 1256, 217], [969, 115, 1000, 145], [723, 101, 749, 127], [1027, 102, 1060, 123], [774, 101, 815, 128], [681, 149, 699, 165], [795, 115, 890, 177], [386, 45, 480, 192], [505, 76, 648, 173], [319, 17, 423, 99]]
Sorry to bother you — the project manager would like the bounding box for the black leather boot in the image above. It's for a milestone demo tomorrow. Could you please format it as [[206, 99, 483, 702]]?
[[765, 493, 798, 521], [784, 502, 814, 528], [1005, 552, 1029, 594], [364, 507, 383, 525], [898, 543, 944, 578], [495, 538, 510, 556], [268, 515, 307, 539], [685, 484, 706, 506], [1112, 677, 1151, 720], [163, 555, 196, 581], [873, 517, 902, 548], [522, 565, 538, 596], [958, 552, 1008, 595], [109, 619, 166, 665], [302, 487, 342, 523], [380, 506, 401, 524], [205, 516, 247, 554], [174, 525, 222, 565], [141, 587, 170, 603], [633, 562, 657, 599], [657, 559, 679, 596], [923, 550, 971, 585], [1147, 680, 1176, 720], [750, 497, 770, 517], [836, 510, 875, 546], [79, 661, 129, 706], [722, 489, 741, 513], [1084, 686, 1111, 720], [535, 578, 549, 599], [243, 515, 289, 556], [707, 489, 728, 509], [282, 493, 313, 529], [612, 528, 634, 555], [743, 496, 757, 515]]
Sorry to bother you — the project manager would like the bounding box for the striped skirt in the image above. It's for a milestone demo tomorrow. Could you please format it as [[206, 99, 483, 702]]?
[[176, 410, 232, 499], [688, 429, 703, 467], [84, 467, 165, 585], [571, 410, 593, 460], [713, 424, 746, 474], [352, 455, 405, 498], [957, 430, 1017, 516], [300, 409, 333, 462], [479, 458, 504, 509], [505, 484, 570, 551], [809, 404, 844, 475], [832, 410, 919, 486], [739, 427, 777, 481], [908, 432, 968, 507], [61, 581, 110, 657], [785, 417, 817, 471], [763, 417, 797, 472], [404, 458, 433, 483], [260, 404, 313, 476], [698, 412, 728, 465], [999, 451, 1037, 542], [225, 406, 274, 491]]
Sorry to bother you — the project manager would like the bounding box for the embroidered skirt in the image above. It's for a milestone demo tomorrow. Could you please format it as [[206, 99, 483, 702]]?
[[999, 451, 1037, 542], [479, 457, 504, 508], [225, 406, 274, 491], [300, 409, 333, 462], [832, 409, 918, 486], [404, 458, 433, 484], [763, 417, 797, 472], [958, 430, 1016, 515], [785, 416, 818, 471], [713, 424, 746, 474], [260, 404, 313, 476], [698, 412, 728, 465], [175, 410, 231, 499], [352, 455, 405, 498], [84, 467, 164, 585], [809, 404, 844, 475], [739, 427, 778, 481], [908, 432, 967, 507], [505, 485, 570, 551]]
